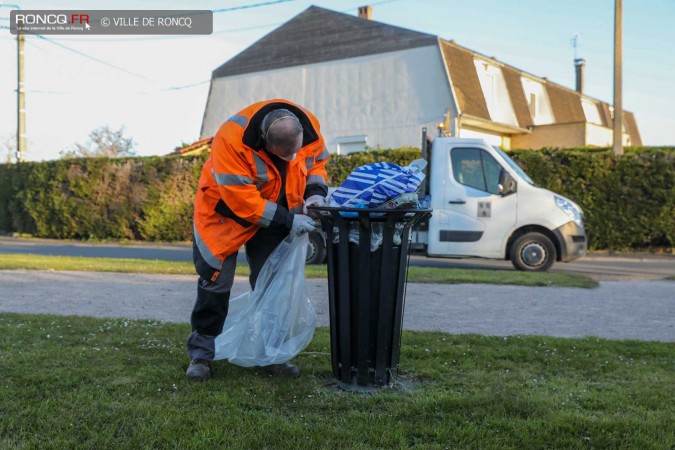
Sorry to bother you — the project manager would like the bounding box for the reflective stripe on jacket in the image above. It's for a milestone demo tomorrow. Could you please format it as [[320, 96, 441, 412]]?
[[194, 99, 330, 269]]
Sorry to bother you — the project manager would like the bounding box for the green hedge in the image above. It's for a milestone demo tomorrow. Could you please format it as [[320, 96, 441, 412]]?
[[0, 156, 206, 241], [325, 146, 421, 184], [508, 147, 674, 249], [0, 147, 673, 250], [326, 146, 674, 250]]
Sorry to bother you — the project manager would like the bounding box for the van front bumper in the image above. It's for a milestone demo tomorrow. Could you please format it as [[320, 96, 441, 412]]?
[[554, 221, 587, 262]]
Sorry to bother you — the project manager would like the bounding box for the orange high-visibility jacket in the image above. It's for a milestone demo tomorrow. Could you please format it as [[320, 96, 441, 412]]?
[[193, 99, 330, 270]]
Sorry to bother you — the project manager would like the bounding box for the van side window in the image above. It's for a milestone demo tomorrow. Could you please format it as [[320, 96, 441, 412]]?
[[451, 148, 503, 195], [482, 152, 502, 194]]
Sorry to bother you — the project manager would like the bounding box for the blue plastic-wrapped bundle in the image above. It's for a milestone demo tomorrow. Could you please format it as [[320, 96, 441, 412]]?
[[327, 159, 427, 250], [329, 159, 426, 209]]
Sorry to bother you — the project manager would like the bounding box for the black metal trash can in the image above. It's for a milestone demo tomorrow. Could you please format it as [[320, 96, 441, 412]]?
[[310, 206, 431, 389]]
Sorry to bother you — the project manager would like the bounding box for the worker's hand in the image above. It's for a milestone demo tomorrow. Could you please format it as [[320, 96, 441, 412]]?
[[303, 195, 327, 216], [291, 214, 319, 237]]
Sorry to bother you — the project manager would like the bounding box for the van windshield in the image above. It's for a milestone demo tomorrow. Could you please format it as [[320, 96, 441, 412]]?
[[493, 147, 535, 186]]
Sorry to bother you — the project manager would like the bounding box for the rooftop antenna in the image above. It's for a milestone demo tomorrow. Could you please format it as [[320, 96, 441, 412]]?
[[572, 33, 581, 60]]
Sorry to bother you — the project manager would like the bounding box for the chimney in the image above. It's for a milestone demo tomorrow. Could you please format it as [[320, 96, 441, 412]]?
[[358, 5, 372, 20], [575, 58, 586, 94]]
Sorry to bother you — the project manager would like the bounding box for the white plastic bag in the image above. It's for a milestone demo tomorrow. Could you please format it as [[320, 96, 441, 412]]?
[[213, 233, 317, 366]]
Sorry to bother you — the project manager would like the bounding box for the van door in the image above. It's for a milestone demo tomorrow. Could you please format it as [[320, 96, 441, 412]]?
[[435, 146, 517, 258]]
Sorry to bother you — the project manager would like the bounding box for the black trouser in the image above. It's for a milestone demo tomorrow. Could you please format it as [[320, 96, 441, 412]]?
[[187, 227, 289, 361]]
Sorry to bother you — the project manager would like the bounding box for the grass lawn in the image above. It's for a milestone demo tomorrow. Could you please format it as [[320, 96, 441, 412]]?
[[0, 253, 597, 288], [0, 313, 673, 449]]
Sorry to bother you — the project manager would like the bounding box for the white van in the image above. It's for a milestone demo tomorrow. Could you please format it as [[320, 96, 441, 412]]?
[[307, 137, 587, 271]]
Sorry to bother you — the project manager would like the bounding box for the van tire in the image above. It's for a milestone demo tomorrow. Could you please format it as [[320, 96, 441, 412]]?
[[510, 232, 556, 272], [306, 231, 326, 265]]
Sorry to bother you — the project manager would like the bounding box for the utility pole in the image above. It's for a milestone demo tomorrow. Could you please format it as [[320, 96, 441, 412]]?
[[613, 0, 623, 155], [17, 30, 26, 162], [3, 3, 26, 162]]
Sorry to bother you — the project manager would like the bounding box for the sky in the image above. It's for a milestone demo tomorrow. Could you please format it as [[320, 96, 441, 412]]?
[[1, 0, 674, 162]]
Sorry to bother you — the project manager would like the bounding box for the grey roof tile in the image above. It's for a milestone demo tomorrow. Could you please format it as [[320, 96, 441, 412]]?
[[213, 6, 437, 78]]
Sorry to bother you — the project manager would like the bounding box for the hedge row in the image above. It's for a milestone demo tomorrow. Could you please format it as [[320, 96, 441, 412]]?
[[509, 147, 674, 249], [0, 156, 204, 242], [0, 146, 673, 250]]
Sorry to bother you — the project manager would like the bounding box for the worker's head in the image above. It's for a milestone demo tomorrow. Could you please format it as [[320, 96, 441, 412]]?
[[260, 109, 303, 161]]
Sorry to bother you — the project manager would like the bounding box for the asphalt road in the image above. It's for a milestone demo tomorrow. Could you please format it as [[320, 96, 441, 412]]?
[[1, 236, 674, 342], [0, 236, 673, 281], [410, 253, 675, 281], [1, 270, 674, 342]]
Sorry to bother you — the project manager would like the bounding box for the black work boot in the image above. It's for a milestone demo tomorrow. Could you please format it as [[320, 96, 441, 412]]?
[[186, 358, 212, 381], [262, 363, 300, 378]]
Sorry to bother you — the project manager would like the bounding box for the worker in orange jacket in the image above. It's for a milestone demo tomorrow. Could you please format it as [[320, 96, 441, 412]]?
[[187, 99, 330, 381]]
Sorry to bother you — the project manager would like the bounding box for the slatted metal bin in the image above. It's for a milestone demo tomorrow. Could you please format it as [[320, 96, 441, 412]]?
[[311, 206, 431, 388]]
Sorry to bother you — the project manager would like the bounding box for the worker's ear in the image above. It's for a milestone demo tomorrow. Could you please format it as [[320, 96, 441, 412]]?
[[255, 134, 265, 149]]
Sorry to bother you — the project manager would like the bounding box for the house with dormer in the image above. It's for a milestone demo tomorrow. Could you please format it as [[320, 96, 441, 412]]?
[[200, 5, 641, 154]]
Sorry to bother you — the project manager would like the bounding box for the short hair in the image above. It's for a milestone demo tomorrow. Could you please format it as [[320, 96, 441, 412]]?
[[260, 109, 303, 151]]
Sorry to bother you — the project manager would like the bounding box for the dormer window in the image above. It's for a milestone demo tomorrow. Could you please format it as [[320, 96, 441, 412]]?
[[581, 99, 603, 125], [473, 59, 518, 126], [529, 93, 537, 116], [521, 77, 554, 125]]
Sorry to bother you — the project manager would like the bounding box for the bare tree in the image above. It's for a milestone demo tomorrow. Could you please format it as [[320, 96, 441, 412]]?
[[1, 133, 18, 164], [61, 125, 137, 159], [173, 141, 193, 151]]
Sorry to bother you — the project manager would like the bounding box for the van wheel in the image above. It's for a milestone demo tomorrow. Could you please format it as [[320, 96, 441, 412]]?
[[510, 232, 556, 272], [306, 231, 326, 265]]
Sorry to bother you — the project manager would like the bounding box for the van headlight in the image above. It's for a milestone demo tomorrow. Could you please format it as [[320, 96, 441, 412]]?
[[555, 196, 584, 227]]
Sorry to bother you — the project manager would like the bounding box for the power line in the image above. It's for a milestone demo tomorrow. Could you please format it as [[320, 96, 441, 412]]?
[[0, 12, 285, 86], [1, 25, 156, 81], [21, 77, 210, 95], [159, 79, 210, 91], [2, 0, 401, 91], [24, 38, 50, 54], [212, 0, 294, 13], [364, 0, 399, 7], [34, 34, 155, 81], [17, 0, 295, 42], [5, 0, 397, 45], [340, 0, 400, 13], [40, 21, 280, 42], [4, 23, 209, 93], [26, 89, 74, 94]]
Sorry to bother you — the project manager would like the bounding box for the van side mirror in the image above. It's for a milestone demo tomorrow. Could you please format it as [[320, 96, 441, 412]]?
[[498, 170, 517, 196]]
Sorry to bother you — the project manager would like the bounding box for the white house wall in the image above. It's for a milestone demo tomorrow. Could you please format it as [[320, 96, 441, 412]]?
[[585, 123, 630, 147], [201, 45, 455, 152]]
